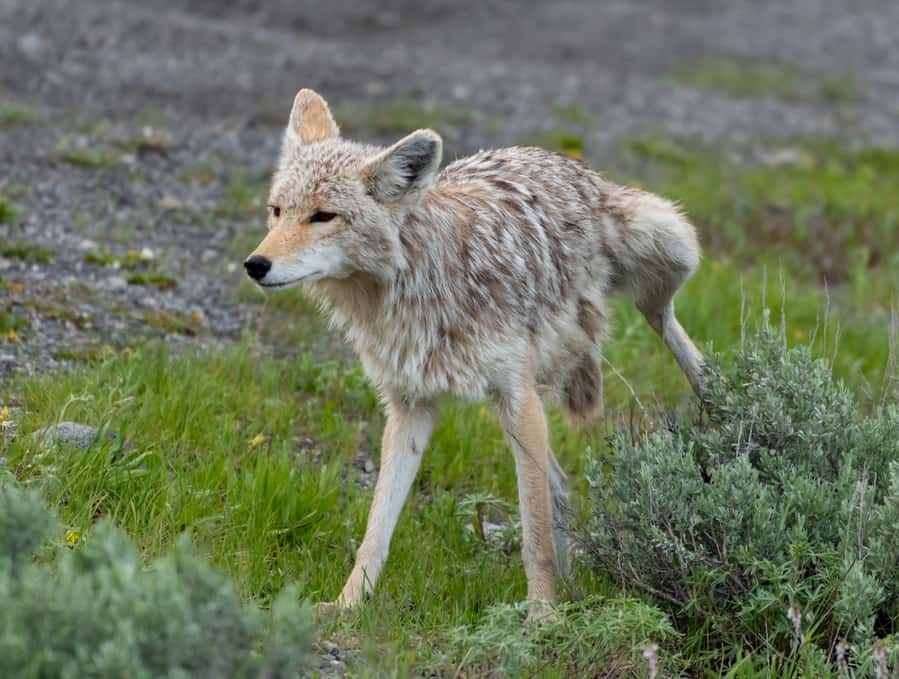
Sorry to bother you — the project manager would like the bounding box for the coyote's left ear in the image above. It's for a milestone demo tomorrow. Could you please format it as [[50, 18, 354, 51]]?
[[288, 89, 339, 144], [362, 129, 443, 205]]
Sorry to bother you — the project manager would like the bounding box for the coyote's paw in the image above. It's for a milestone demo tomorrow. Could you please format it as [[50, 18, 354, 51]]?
[[524, 599, 559, 625]]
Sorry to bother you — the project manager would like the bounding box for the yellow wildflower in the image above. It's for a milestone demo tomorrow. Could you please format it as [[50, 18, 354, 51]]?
[[65, 530, 80, 546], [248, 434, 266, 448]]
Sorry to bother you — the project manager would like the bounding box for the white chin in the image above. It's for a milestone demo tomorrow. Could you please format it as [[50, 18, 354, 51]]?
[[258, 271, 321, 290]]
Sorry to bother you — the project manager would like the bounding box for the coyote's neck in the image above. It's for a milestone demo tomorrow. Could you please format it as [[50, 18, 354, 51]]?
[[315, 197, 452, 332], [314, 274, 388, 332], [311, 202, 469, 400]]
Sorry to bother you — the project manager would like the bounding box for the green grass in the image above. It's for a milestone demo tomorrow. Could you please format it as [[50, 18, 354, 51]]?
[[534, 130, 586, 158], [6, 336, 657, 672], [621, 135, 899, 283], [55, 137, 119, 168], [0, 100, 37, 127], [83, 248, 119, 267], [1, 240, 50, 264], [0, 196, 21, 224], [0, 309, 28, 337], [54, 344, 115, 363], [84, 246, 156, 270], [673, 56, 858, 102], [127, 271, 177, 290], [134, 309, 206, 336], [31, 301, 93, 328]]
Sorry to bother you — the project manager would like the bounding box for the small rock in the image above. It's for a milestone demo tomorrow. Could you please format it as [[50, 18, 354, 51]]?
[[320, 640, 340, 656], [31, 422, 110, 450], [18, 33, 44, 59], [757, 147, 811, 167], [451, 84, 471, 100], [363, 458, 375, 474], [364, 80, 387, 96], [107, 275, 127, 290]]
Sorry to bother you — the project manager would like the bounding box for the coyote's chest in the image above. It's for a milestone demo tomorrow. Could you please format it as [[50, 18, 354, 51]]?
[[335, 297, 502, 404]]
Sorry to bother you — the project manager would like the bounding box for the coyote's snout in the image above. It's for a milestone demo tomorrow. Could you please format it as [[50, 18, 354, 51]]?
[[245, 88, 704, 618]]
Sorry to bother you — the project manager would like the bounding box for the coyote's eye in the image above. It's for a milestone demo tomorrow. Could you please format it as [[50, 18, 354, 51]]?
[[308, 211, 337, 223], [269, 205, 281, 218]]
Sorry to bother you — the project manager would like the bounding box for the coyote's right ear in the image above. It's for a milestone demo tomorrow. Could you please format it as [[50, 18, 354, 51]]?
[[288, 89, 339, 144], [362, 129, 443, 205]]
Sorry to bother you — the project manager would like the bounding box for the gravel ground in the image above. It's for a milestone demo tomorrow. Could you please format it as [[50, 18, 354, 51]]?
[[2, 0, 899, 381]]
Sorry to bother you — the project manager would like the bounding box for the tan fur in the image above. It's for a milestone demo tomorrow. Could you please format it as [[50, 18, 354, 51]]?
[[290, 89, 339, 144], [251, 217, 335, 261], [337, 401, 434, 607], [245, 89, 706, 617], [507, 384, 557, 606]]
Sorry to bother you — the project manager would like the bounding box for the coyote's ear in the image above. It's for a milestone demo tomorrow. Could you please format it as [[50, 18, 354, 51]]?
[[288, 89, 339, 144], [362, 129, 443, 204]]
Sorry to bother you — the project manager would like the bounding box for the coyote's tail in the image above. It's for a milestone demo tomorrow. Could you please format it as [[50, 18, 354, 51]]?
[[605, 191, 705, 396], [548, 448, 572, 581]]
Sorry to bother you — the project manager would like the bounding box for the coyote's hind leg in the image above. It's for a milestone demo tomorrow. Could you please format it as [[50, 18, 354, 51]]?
[[639, 299, 704, 397]]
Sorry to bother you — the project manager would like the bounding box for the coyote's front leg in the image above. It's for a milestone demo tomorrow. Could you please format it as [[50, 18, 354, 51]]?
[[335, 401, 435, 607], [497, 383, 558, 621]]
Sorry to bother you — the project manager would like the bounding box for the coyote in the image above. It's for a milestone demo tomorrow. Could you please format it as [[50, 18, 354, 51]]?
[[245, 89, 703, 618]]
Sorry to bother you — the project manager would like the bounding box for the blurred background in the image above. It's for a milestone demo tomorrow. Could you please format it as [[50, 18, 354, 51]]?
[[1, 0, 897, 392]]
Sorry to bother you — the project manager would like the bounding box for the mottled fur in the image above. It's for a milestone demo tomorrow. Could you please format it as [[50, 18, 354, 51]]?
[[247, 89, 703, 616]]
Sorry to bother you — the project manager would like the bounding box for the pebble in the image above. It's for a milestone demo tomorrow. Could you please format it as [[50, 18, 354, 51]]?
[[30, 422, 106, 450], [107, 275, 127, 290], [17, 33, 44, 58], [320, 640, 340, 656]]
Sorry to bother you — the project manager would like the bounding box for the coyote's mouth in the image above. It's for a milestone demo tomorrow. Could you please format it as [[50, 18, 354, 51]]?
[[258, 271, 321, 289]]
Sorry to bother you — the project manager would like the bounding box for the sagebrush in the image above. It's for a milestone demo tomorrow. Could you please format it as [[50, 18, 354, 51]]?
[[583, 325, 899, 671], [0, 477, 313, 679]]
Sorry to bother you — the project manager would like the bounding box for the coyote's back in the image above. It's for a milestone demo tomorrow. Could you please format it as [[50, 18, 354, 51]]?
[[368, 144, 702, 418]]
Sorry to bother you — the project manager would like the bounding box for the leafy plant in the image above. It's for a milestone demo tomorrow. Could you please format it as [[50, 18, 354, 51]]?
[[445, 596, 679, 677], [582, 324, 899, 670], [0, 476, 313, 678]]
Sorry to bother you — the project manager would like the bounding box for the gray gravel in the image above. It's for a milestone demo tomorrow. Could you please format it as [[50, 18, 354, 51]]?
[[2, 0, 898, 383]]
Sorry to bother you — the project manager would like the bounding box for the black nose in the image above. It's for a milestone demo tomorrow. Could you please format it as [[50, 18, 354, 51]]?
[[244, 255, 272, 281]]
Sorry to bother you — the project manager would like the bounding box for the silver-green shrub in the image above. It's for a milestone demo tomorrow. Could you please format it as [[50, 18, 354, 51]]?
[[446, 596, 680, 677], [583, 326, 899, 666], [0, 478, 312, 679]]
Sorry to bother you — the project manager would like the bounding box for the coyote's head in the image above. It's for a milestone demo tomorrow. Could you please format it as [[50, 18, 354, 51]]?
[[244, 89, 443, 288]]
